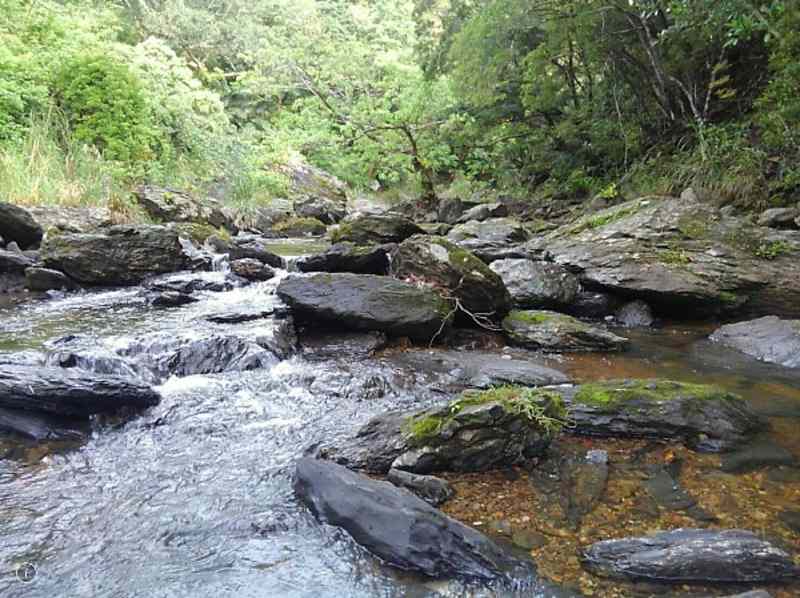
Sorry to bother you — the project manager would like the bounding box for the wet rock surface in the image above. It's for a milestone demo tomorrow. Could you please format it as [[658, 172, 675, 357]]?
[[720, 438, 797, 473], [502, 310, 629, 352], [390, 235, 511, 318], [0, 407, 89, 442], [230, 258, 275, 281], [0, 202, 43, 249], [277, 273, 452, 342], [299, 330, 388, 360], [386, 468, 454, 506], [710, 316, 800, 368], [150, 291, 198, 308], [332, 214, 423, 245], [581, 528, 800, 582], [0, 248, 34, 273], [24, 267, 77, 292], [205, 235, 285, 268], [558, 379, 764, 451], [144, 273, 234, 294], [295, 242, 391, 275], [41, 225, 191, 285], [448, 218, 530, 246], [294, 458, 536, 582], [490, 259, 580, 309], [0, 364, 161, 417]]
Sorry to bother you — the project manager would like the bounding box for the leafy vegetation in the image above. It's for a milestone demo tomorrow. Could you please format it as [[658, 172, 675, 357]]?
[[1, 0, 798, 212]]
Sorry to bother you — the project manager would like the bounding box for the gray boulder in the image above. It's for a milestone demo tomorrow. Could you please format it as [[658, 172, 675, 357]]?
[[294, 197, 346, 224], [277, 273, 452, 342], [758, 207, 798, 228], [390, 235, 511, 319], [206, 235, 284, 268], [41, 225, 191, 285], [332, 214, 423, 245], [134, 185, 236, 232], [0, 202, 43, 249], [0, 248, 34, 273], [0, 364, 160, 417], [490, 259, 579, 309], [448, 218, 529, 246], [456, 202, 509, 223], [295, 242, 392, 275], [294, 458, 535, 581], [231, 258, 275, 281], [710, 316, 800, 368], [581, 528, 800, 582], [24, 267, 77, 292], [502, 310, 629, 352]]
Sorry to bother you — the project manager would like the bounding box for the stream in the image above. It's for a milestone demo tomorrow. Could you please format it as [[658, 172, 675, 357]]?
[[1, 241, 799, 597]]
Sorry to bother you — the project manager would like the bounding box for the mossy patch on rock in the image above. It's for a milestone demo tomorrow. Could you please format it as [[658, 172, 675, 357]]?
[[403, 385, 568, 447], [573, 379, 735, 407], [271, 216, 326, 236]]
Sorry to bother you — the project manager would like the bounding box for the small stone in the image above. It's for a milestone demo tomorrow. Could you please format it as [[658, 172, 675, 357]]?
[[511, 528, 546, 550]]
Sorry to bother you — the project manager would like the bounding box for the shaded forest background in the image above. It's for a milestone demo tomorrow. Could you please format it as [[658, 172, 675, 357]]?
[[1, 0, 798, 213]]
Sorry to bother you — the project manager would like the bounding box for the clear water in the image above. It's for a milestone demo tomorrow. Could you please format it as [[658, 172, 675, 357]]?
[[1, 261, 799, 597]]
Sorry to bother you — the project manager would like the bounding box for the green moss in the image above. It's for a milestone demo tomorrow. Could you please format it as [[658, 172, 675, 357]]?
[[566, 201, 642, 236], [272, 216, 325, 235], [330, 222, 352, 243], [659, 248, 691, 265], [505, 310, 568, 325], [402, 385, 569, 446], [718, 290, 740, 305], [171, 222, 229, 243], [573, 379, 733, 407], [754, 240, 791, 260], [677, 218, 709, 240]]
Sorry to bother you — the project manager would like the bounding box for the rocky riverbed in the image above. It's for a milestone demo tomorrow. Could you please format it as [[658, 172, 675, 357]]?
[[1, 193, 800, 597]]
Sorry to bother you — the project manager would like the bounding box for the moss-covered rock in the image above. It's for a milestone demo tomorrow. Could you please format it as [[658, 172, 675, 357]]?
[[561, 379, 764, 451], [390, 235, 512, 319], [318, 385, 565, 474], [502, 310, 629, 352], [331, 214, 424, 245], [271, 216, 326, 237]]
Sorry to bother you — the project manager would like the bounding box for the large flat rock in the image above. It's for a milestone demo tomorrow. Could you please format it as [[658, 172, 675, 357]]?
[[277, 273, 452, 342], [710, 316, 800, 368]]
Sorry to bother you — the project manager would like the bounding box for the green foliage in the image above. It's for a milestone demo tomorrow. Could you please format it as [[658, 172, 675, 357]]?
[[754, 240, 792, 260], [54, 54, 157, 164]]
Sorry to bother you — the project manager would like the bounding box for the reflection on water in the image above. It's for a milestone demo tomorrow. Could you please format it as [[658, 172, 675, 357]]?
[[0, 274, 799, 597]]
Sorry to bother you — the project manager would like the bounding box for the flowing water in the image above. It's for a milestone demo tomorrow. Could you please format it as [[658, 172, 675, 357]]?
[[1, 246, 799, 597]]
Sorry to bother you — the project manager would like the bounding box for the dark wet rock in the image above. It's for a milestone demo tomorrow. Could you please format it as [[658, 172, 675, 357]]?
[[41, 225, 191, 285], [0, 202, 43, 249], [295, 242, 391, 275], [581, 528, 800, 582], [566, 291, 622, 319], [443, 328, 506, 351], [206, 311, 276, 324], [294, 197, 346, 225], [144, 273, 234, 294], [0, 272, 25, 295], [614, 300, 655, 327], [0, 407, 89, 442], [276, 273, 452, 342], [119, 332, 277, 381], [643, 462, 715, 522], [24, 267, 77, 292], [778, 510, 800, 534], [299, 331, 387, 360], [134, 185, 236, 232], [390, 235, 511, 319], [0, 364, 160, 417], [448, 218, 530, 246], [502, 310, 629, 352], [560, 450, 609, 528], [320, 387, 561, 474], [451, 241, 531, 264], [560, 379, 764, 452], [206, 235, 284, 268], [331, 214, 424, 245], [457, 202, 509, 223], [490, 259, 579, 309], [720, 438, 796, 473], [526, 196, 800, 317], [294, 458, 534, 581], [385, 350, 569, 390], [387, 468, 454, 507], [230, 258, 275, 282], [150, 291, 198, 308], [437, 197, 471, 224], [710, 316, 800, 368], [0, 249, 34, 273], [758, 207, 799, 228]]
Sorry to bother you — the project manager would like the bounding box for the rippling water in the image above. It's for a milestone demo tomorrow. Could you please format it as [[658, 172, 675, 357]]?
[[1, 251, 799, 597]]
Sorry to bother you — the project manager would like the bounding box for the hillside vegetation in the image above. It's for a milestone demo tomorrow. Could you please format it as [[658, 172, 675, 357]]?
[[1, 0, 797, 212]]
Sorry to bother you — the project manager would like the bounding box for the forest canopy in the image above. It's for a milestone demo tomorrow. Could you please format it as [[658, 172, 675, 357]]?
[[0, 0, 797, 210]]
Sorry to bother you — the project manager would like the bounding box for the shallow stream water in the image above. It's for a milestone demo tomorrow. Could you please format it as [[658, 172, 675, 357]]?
[[1, 243, 798, 597]]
